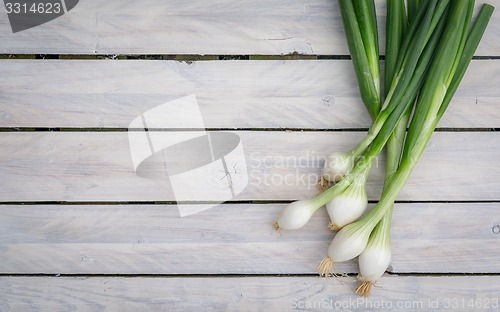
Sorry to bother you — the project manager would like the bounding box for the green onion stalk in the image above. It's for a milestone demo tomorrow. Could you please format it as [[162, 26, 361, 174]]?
[[357, 0, 409, 296], [322, 0, 381, 231], [312, 0, 441, 232], [274, 0, 449, 232], [323, 0, 494, 289], [282, 0, 381, 231], [321, 0, 379, 185], [322, 0, 450, 191], [338, 0, 381, 120]]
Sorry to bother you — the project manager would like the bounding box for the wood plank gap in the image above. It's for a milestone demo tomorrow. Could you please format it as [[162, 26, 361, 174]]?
[[0, 273, 326, 278], [386, 272, 500, 277], [0, 127, 370, 132], [3, 54, 500, 60], [0, 127, 498, 133], [1, 272, 500, 278], [1, 200, 500, 206], [0, 200, 293, 206], [3, 200, 500, 205]]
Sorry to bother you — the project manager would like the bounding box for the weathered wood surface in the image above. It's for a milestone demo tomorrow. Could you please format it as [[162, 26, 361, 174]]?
[[0, 0, 499, 55], [1, 0, 499, 307], [0, 203, 498, 274], [1, 275, 500, 311], [1, 59, 500, 129], [0, 131, 498, 201]]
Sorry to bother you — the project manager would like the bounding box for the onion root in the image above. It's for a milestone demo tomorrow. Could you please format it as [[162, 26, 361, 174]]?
[[317, 257, 334, 276], [356, 280, 374, 297]]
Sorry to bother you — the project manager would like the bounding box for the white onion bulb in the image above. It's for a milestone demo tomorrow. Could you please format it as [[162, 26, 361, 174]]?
[[326, 181, 368, 231], [357, 242, 391, 296], [275, 199, 316, 230], [318, 222, 371, 276], [356, 218, 392, 297], [322, 152, 354, 182]]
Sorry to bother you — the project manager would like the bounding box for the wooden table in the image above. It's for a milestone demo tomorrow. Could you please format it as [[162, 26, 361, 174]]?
[[1, 1, 500, 311]]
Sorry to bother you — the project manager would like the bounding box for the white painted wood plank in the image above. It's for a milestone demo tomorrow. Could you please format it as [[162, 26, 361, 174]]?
[[0, 59, 373, 129], [0, 204, 344, 275], [390, 203, 500, 273], [1, 60, 499, 128], [0, 203, 498, 274], [0, 1, 499, 56], [0, 131, 499, 202], [1, 276, 500, 311]]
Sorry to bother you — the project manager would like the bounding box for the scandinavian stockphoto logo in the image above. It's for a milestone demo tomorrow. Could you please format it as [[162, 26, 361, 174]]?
[[128, 95, 249, 217], [4, 0, 79, 33]]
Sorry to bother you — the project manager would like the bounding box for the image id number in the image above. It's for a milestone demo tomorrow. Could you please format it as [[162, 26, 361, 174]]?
[[5, 2, 61, 14], [443, 297, 499, 309]]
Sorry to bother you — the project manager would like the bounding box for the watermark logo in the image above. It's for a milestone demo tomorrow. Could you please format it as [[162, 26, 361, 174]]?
[[128, 95, 248, 217], [4, 0, 79, 33]]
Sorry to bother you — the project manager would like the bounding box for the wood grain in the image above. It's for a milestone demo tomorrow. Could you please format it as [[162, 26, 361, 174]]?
[[0, 1, 498, 56], [1, 275, 500, 311], [0, 203, 498, 274], [1, 59, 499, 128], [1, 0, 499, 305], [0, 131, 499, 202]]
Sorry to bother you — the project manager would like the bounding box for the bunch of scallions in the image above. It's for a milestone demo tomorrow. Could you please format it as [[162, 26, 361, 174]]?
[[273, 0, 494, 297]]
